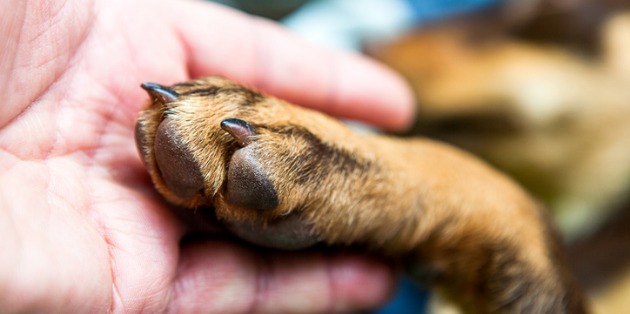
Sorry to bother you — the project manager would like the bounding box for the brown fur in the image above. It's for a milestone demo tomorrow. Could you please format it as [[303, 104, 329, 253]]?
[[136, 77, 588, 313]]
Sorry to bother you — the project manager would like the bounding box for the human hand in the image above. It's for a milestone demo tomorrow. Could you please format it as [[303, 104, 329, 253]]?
[[0, 0, 413, 312]]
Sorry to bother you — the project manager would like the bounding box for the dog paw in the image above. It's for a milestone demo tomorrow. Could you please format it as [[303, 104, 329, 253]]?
[[135, 77, 371, 250]]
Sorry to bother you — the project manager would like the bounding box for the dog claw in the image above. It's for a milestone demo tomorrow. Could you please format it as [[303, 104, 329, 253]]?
[[221, 118, 256, 147], [141, 82, 179, 104]]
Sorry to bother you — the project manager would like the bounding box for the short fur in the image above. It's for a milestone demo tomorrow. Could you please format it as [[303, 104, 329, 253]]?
[[136, 77, 588, 313]]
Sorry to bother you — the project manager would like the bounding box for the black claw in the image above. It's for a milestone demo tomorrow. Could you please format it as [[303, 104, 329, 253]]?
[[141, 82, 179, 104], [221, 118, 256, 147]]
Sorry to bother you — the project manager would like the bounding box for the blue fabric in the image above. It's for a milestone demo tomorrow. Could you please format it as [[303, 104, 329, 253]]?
[[406, 0, 502, 22], [373, 277, 430, 314]]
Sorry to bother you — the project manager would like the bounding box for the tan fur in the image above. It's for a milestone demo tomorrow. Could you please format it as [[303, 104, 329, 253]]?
[[136, 77, 587, 313]]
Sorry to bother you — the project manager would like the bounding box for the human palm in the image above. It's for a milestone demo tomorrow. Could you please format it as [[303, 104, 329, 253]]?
[[0, 0, 412, 312]]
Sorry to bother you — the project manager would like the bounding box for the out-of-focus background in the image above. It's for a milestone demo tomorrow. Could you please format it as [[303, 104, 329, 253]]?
[[210, 1, 630, 313]]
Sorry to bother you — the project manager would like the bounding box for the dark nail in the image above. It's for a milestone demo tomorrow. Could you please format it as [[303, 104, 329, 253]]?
[[141, 82, 179, 104], [221, 118, 256, 147]]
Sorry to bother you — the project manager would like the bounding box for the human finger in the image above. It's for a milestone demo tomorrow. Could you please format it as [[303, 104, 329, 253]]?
[[169, 240, 396, 313], [166, 1, 415, 131]]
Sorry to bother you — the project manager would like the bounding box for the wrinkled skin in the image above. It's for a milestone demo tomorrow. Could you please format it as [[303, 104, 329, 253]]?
[[0, 0, 414, 312]]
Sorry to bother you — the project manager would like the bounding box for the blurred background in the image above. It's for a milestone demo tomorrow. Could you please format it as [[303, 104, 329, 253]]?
[[209, 1, 630, 313]]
